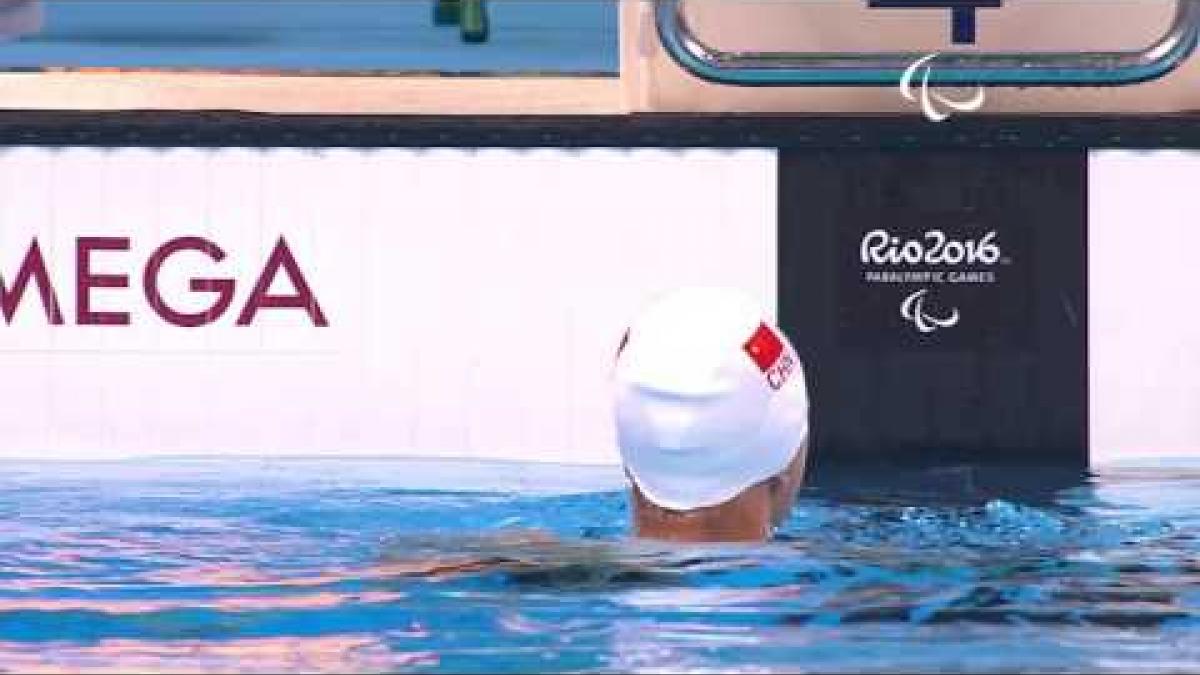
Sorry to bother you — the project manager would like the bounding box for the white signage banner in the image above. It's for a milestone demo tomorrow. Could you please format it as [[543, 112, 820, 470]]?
[[1089, 150, 1200, 466], [0, 147, 777, 464]]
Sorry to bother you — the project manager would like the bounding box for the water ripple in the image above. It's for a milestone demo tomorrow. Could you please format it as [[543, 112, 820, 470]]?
[[0, 459, 1196, 672]]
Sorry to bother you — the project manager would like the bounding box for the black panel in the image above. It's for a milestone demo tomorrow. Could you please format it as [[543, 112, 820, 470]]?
[[0, 111, 1198, 148], [778, 151, 1087, 472]]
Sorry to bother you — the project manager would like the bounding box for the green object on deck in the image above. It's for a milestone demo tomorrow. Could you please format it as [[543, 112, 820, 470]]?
[[433, 0, 460, 27], [461, 0, 489, 43]]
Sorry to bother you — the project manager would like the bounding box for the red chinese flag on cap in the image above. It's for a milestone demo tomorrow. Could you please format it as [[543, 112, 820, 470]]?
[[743, 323, 784, 372]]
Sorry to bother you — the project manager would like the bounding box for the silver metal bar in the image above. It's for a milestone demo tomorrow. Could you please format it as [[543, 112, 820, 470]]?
[[655, 0, 1200, 86]]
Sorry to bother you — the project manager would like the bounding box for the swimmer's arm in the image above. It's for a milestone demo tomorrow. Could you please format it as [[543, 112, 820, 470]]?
[[374, 529, 562, 579]]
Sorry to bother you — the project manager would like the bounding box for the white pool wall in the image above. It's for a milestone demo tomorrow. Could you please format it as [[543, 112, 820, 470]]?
[[2, 146, 1199, 468], [0, 147, 776, 465], [1089, 151, 1200, 466]]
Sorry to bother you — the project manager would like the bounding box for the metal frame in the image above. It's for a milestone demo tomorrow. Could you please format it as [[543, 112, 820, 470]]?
[[655, 0, 1200, 86]]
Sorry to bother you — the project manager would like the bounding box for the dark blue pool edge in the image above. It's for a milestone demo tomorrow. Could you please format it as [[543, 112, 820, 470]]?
[[0, 111, 1196, 149]]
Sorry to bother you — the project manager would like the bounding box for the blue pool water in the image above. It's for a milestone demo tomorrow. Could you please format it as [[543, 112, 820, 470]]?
[[0, 0, 618, 73], [1, 458, 1198, 672]]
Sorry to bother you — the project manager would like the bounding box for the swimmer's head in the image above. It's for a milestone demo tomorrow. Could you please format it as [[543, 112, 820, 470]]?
[[613, 287, 810, 543]]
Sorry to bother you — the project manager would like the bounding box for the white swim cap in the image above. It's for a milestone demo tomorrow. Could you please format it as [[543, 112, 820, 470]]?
[[613, 287, 809, 511]]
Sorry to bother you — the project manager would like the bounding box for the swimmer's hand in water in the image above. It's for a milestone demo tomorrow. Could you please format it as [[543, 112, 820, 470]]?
[[374, 529, 561, 579]]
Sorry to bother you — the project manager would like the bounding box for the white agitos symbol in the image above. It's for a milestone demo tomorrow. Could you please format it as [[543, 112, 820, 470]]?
[[900, 288, 960, 334], [900, 53, 986, 122]]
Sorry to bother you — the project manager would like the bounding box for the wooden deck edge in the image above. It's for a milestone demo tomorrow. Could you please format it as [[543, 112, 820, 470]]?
[[0, 72, 628, 115]]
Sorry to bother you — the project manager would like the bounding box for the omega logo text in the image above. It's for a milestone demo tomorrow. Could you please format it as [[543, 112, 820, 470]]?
[[0, 236, 328, 327]]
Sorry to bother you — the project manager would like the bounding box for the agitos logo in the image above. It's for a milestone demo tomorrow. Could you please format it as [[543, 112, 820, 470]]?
[[0, 236, 327, 327]]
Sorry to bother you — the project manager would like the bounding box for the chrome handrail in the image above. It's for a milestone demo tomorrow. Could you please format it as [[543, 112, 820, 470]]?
[[655, 0, 1200, 86]]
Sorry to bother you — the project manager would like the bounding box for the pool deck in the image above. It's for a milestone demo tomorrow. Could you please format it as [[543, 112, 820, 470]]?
[[0, 72, 625, 114]]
